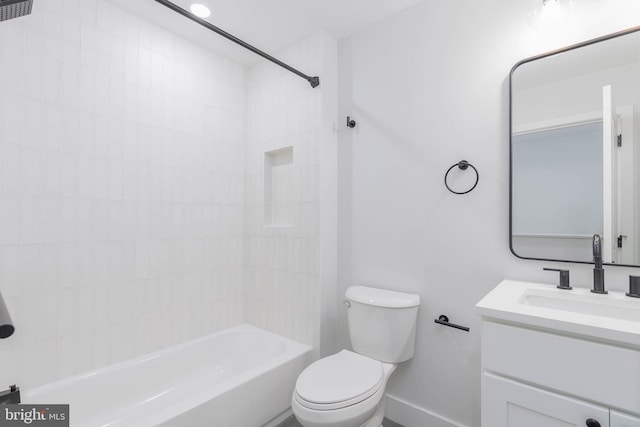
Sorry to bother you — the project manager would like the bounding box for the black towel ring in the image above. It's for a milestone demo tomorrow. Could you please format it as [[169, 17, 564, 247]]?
[[444, 160, 479, 195]]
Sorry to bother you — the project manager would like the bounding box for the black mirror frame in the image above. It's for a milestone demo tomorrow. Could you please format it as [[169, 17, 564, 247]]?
[[509, 25, 640, 267]]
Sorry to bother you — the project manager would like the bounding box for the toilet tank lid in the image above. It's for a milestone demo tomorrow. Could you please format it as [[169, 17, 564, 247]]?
[[346, 286, 420, 308]]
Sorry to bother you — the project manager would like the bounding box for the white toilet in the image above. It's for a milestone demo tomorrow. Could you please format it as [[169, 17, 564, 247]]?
[[292, 286, 420, 427]]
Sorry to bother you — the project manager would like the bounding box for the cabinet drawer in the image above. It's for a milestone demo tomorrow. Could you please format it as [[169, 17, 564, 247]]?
[[483, 372, 609, 427], [482, 321, 640, 414]]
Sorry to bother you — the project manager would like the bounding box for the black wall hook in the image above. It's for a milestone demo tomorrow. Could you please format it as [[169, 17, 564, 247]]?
[[346, 116, 356, 128]]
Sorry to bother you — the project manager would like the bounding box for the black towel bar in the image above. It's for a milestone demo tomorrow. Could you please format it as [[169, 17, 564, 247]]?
[[434, 315, 470, 332]]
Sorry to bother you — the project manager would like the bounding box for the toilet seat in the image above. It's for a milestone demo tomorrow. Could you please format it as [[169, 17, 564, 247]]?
[[294, 350, 384, 411]]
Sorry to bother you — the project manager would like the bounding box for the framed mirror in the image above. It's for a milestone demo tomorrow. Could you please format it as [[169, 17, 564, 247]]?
[[510, 26, 640, 266]]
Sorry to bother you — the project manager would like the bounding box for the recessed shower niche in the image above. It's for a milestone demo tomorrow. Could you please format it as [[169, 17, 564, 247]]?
[[264, 147, 294, 227]]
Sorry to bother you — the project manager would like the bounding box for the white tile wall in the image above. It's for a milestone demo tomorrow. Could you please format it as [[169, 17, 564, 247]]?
[[244, 34, 327, 349], [0, 0, 246, 389]]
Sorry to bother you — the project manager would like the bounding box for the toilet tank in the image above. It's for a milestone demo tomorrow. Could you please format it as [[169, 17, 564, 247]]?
[[345, 286, 420, 363]]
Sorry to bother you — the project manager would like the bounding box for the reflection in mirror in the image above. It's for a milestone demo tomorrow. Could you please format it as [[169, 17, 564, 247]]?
[[510, 27, 640, 266]]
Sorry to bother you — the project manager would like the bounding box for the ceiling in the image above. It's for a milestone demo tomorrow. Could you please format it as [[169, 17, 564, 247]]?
[[108, 0, 421, 65]]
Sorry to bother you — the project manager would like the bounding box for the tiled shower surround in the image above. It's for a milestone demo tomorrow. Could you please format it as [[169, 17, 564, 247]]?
[[245, 33, 327, 347], [0, 0, 335, 389]]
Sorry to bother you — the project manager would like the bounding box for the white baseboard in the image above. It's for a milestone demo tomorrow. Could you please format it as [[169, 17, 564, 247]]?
[[263, 408, 293, 427], [385, 394, 468, 427]]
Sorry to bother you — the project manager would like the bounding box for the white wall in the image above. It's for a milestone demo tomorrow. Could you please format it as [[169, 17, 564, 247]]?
[[513, 62, 637, 129], [338, 1, 640, 426], [0, 0, 246, 389]]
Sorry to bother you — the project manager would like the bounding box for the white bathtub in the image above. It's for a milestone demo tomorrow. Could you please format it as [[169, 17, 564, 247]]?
[[23, 324, 312, 427]]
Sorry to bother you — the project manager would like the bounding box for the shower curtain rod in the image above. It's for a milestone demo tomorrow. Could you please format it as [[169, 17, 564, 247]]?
[[153, 0, 320, 88]]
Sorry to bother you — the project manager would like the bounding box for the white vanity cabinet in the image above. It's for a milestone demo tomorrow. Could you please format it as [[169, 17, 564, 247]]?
[[477, 280, 640, 427], [480, 320, 640, 427]]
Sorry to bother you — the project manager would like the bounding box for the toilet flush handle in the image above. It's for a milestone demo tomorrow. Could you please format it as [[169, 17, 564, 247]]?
[[343, 300, 351, 308]]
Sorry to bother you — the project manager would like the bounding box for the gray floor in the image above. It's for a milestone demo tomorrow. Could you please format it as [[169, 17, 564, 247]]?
[[276, 415, 403, 427]]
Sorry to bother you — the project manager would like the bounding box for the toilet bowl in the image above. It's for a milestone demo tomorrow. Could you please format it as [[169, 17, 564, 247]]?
[[291, 286, 420, 427], [291, 350, 396, 427]]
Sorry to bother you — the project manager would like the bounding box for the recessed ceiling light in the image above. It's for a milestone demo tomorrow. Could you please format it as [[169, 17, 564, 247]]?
[[190, 3, 211, 18]]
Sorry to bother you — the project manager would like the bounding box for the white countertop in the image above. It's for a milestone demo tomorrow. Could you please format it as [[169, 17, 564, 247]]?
[[476, 280, 640, 347]]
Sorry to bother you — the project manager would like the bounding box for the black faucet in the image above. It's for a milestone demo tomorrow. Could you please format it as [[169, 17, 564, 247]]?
[[591, 234, 607, 294]]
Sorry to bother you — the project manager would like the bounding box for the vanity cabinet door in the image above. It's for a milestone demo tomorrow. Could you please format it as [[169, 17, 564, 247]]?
[[612, 410, 640, 427], [483, 373, 610, 427]]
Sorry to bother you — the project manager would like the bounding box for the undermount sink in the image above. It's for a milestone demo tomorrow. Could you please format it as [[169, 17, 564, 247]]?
[[520, 288, 640, 323], [476, 280, 640, 347]]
